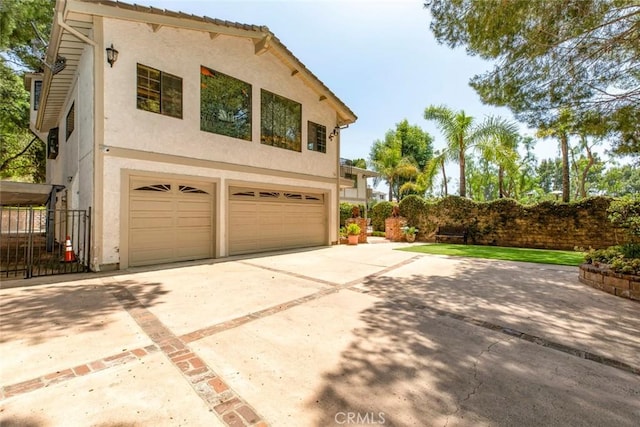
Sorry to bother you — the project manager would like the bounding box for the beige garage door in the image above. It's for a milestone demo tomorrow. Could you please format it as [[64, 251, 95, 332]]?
[[228, 186, 326, 255], [128, 177, 214, 267]]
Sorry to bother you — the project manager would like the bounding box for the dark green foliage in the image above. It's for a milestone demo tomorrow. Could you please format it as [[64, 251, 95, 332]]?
[[583, 245, 640, 275], [200, 66, 251, 140], [620, 243, 640, 259], [608, 195, 640, 239], [370, 201, 394, 232], [339, 202, 353, 227], [0, 0, 53, 181], [398, 195, 428, 228]]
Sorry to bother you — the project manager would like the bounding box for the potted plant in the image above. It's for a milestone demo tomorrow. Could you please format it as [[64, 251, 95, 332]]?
[[401, 226, 418, 243], [339, 226, 348, 244], [346, 223, 361, 245]]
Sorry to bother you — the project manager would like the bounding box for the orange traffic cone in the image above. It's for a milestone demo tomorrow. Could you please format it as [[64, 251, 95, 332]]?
[[64, 235, 76, 262]]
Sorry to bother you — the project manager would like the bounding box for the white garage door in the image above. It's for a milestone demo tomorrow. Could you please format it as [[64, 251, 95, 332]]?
[[128, 177, 214, 267], [228, 186, 326, 255]]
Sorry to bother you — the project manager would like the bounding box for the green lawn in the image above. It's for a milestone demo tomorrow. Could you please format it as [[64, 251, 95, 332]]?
[[397, 243, 584, 266]]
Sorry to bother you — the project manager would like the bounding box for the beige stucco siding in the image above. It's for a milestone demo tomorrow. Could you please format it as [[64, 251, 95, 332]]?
[[101, 19, 338, 178], [102, 155, 337, 265]]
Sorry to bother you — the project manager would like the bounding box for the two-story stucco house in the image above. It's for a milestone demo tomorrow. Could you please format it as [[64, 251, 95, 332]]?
[[27, 0, 356, 271]]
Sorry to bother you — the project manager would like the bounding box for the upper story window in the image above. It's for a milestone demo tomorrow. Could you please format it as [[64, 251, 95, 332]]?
[[261, 89, 301, 152], [136, 63, 182, 119], [34, 81, 42, 110], [307, 121, 326, 153], [200, 66, 252, 140], [66, 102, 75, 140], [344, 171, 358, 188]]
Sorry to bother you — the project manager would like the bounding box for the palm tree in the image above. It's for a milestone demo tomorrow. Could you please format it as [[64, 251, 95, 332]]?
[[473, 117, 519, 198], [423, 149, 448, 196], [370, 138, 418, 201], [424, 105, 519, 198]]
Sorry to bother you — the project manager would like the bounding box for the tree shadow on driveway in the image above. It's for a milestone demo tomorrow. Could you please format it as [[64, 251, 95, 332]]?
[[0, 280, 168, 345], [309, 259, 640, 426]]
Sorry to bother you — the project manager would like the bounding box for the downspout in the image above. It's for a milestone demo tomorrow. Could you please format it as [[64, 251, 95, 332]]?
[[335, 120, 341, 244]]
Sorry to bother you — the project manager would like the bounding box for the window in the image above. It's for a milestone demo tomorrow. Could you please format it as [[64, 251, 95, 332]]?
[[200, 66, 251, 140], [66, 103, 75, 140], [136, 63, 182, 118], [344, 171, 358, 188], [261, 89, 301, 152], [34, 81, 42, 110], [307, 121, 326, 153]]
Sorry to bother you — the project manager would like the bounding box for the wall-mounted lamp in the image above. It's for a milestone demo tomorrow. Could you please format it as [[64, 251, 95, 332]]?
[[106, 44, 119, 67], [328, 126, 340, 141]]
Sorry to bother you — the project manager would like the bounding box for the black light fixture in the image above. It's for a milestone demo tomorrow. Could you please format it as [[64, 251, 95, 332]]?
[[328, 126, 340, 141], [106, 44, 118, 67]]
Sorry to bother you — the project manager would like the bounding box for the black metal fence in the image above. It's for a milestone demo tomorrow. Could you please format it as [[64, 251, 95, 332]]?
[[0, 207, 91, 279]]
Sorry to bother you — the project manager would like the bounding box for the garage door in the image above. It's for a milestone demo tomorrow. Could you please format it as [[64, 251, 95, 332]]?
[[228, 186, 326, 255], [128, 177, 214, 267]]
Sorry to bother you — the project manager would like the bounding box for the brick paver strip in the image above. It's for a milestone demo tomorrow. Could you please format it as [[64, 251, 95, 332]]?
[[180, 256, 423, 343], [0, 345, 159, 400], [104, 282, 268, 427]]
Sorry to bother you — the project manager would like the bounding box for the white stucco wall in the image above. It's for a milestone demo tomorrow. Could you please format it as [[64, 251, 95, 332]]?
[[340, 173, 372, 204], [101, 19, 339, 177], [45, 43, 94, 212], [94, 19, 347, 267]]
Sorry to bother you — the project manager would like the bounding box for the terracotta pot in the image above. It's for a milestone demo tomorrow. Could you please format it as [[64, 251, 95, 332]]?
[[348, 234, 359, 245], [405, 234, 416, 243]]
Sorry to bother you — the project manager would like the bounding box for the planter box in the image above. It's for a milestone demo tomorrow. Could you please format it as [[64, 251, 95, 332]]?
[[385, 217, 407, 242], [579, 263, 640, 301]]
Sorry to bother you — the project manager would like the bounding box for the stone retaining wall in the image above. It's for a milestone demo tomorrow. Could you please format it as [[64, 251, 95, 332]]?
[[579, 263, 640, 301], [399, 196, 630, 250]]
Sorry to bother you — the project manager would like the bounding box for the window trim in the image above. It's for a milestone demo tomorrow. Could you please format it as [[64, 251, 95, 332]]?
[[66, 102, 75, 140], [260, 89, 302, 152], [200, 65, 252, 141], [136, 63, 183, 119], [307, 121, 327, 153]]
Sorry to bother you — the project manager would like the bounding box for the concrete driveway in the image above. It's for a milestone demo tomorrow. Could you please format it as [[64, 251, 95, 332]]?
[[1, 241, 639, 426]]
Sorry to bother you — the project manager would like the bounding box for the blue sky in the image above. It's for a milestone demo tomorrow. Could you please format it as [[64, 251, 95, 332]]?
[[133, 0, 560, 191]]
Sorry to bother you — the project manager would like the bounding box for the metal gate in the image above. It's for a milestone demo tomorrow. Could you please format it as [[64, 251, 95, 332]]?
[[0, 207, 91, 279]]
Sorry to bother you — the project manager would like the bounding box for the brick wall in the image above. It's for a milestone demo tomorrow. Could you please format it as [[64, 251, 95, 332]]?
[[579, 263, 640, 301], [385, 217, 407, 242]]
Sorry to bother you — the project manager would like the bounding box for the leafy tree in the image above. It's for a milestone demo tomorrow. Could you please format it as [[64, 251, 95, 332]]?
[[423, 149, 448, 196], [1, 0, 54, 71], [369, 120, 432, 201], [423, 105, 519, 198], [536, 158, 563, 195], [596, 164, 640, 196], [424, 0, 640, 157], [536, 110, 573, 202], [351, 158, 367, 169], [0, 0, 53, 181]]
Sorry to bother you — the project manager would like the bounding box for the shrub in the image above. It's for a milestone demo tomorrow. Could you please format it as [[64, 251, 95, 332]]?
[[340, 202, 354, 226], [399, 195, 427, 227], [583, 245, 640, 275], [370, 201, 394, 232], [608, 195, 640, 240]]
